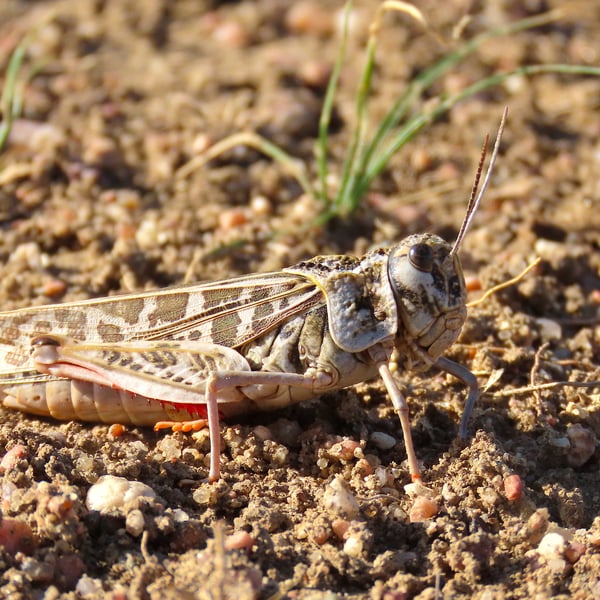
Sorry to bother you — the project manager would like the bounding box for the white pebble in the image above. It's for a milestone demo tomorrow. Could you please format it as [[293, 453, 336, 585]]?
[[125, 509, 145, 537], [76, 576, 104, 598], [534, 239, 563, 260], [535, 318, 562, 341], [323, 475, 360, 519], [250, 195, 271, 217], [404, 481, 434, 498], [86, 475, 157, 513], [369, 431, 397, 450], [537, 531, 567, 560], [343, 535, 363, 557], [171, 509, 190, 523]]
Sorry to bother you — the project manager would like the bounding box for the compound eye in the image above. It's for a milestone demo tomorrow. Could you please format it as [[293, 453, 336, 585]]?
[[408, 243, 434, 272]]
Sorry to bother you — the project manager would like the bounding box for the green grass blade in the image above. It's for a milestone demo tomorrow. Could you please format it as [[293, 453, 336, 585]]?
[[0, 42, 28, 152], [331, 7, 595, 215], [333, 34, 378, 216], [315, 1, 353, 204], [175, 131, 316, 200], [356, 63, 600, 201]]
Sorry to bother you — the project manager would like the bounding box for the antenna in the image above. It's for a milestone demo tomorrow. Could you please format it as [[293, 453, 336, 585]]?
[[451, 106, 508, 256]]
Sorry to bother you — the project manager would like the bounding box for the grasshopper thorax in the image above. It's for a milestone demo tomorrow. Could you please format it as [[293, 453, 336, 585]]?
[[387, 233, 467, 360]]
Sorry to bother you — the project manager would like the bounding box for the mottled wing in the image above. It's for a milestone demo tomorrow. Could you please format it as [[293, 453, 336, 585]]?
[[136, 272, 324, 345], [0, 271, 323, 383]]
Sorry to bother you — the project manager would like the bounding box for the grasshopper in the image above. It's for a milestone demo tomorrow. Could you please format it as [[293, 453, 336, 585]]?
[[0, 112, 506, 482]]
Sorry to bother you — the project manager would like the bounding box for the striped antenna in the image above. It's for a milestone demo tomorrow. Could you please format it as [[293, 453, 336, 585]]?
[[451, 106, 508, 256]]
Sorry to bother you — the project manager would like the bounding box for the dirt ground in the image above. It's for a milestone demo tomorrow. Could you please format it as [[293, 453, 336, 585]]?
[[0, 0, 599, 598]]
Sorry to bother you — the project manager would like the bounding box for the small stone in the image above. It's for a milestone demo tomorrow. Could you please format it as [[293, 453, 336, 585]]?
[[0, 444, 27, 472], [219, 208, 247, 230], [564, 541, 586, 564], [535, 317, 562, 341], [212, 20, 250, 48], [0, 517, 37, 555], [224, 530, 255, 551], [156, 437, 182, 461], [537, 531, 568, 560], [328, 439, 361, 461], [567, 424, 596, 467], [76, 576, 104, 598], [285, 2, 333, 35], [409, 496, 438, 522], [42, 278, 67, 298], [504, 474, 524, 502], [369, 431, 397, 450], [86, 476, 157, 513], [343, 535, 364, 557], [331, 518, 350, 540], [249, 196, 271, 217], [323, 476, 360, 519], [125, 509, 145, 537]]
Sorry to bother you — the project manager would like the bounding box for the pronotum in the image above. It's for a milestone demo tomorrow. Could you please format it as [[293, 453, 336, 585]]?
[[0, 110, 507, 482]]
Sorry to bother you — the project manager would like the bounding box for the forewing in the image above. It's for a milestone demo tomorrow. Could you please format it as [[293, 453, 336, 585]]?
[[135, 272, 324, 346], [0, 271, 323, 383]]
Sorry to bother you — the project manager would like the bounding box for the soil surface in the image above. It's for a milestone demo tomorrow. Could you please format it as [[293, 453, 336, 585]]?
[[0, 1, 599, 599]]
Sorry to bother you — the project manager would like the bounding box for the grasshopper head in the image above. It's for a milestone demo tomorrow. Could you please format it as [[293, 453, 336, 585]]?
[[386, 107, 507, 360], [387, 233, 467, 360]]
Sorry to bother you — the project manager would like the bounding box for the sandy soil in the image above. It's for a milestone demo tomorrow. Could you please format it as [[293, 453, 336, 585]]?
[[0, 1, 599, 598]]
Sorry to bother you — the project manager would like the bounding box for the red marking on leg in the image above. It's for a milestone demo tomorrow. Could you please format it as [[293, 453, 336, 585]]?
[[154, 418, 208, 433]]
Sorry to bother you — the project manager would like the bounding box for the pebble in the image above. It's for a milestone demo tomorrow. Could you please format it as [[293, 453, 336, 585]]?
[[298, 60, 331, 89], [323, 476, 360, 519], [0, 444, 27, 472], [331, 518, 351, 540], [549, 436, 570, 449], [328, 439, 361, 461], [537, 531, 568, 561], [219, 208, 248, 230], [343, 535, 364, 557], [86, 475, 157, 513], [250, 195, 272, 217], [42, 278, 67, 298], [504, 474, 524, 502], [409, 496, 439, 523], [252, 425, 273, 441], [0, 517, 37, 555], [1, 481, 18, 509], [76, 576, 104, 598], [225, 530, 255, 551], [535, 317, 562, 342], [564, 541, 586, 564], [567, 423, 597, 468], [156, 437, 182, 461], [285, 2, 333, 35], [8, 119, 64, 153], [56, 554, 86, 590], [369, 431, 397, 450], [125, 509, 145, 537], [212, 20, 250, 48], [192, 484, 221, 507]]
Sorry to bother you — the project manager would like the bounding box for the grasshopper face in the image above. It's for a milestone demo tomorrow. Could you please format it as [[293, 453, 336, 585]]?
[[387, 232, 467, 360]]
